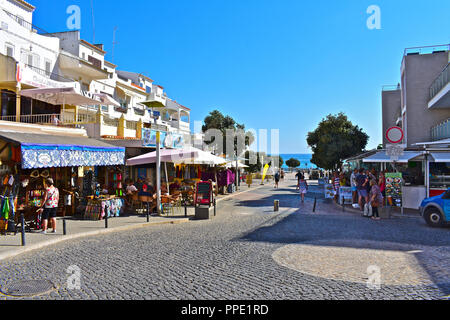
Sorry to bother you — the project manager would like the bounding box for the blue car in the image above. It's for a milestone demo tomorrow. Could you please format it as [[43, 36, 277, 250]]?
[[420, 188, 450, 228]]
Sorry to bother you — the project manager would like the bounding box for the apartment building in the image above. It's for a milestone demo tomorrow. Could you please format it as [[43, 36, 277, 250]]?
[[382, 45, 450, 147], [378, 44, 450, 202]]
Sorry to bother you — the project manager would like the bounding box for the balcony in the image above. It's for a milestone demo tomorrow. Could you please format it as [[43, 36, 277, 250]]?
[[431, 118, 450, 141], [429, 63, 450, 109]]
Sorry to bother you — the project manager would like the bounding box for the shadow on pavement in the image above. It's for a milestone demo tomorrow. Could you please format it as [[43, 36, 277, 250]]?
[[235, 203, 450, 295]]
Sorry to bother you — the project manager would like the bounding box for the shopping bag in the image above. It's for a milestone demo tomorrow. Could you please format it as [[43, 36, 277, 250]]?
[[363, 203, 373, 217]]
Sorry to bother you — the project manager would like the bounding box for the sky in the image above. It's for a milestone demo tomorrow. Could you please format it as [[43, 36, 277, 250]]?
[[33, 0, 450, 154]]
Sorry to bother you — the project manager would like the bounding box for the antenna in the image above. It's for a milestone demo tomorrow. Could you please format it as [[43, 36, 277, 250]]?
[[90, 0, 96, 43], [112, 27, 118, 63]]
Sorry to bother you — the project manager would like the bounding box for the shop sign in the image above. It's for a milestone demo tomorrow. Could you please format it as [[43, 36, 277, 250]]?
[[142, 128, 185, 149], [385, 172, 403, 207], [386, 144, 406, 161], [196, 181, 213, 206], [324, 184, 335, 199], [19, 63, 77, 89]]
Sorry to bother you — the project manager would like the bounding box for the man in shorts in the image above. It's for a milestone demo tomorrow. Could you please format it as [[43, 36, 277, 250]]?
[[356, 168, 369, 211]]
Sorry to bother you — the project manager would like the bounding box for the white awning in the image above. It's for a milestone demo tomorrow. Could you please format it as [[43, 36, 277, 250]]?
[[93, 93, 121, 107], [363, 151, 424, 163], [20, 87, 102, 106], [430, 152, 450, 163]]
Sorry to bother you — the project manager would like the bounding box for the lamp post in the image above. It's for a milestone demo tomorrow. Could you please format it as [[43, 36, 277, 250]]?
[[156, 130, 161, 215]]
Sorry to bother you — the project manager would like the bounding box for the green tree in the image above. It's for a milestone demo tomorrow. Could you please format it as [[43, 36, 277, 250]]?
[[286, 158, 301, 169], [307, 113, 369, 170], [202, 110, 254, 157]]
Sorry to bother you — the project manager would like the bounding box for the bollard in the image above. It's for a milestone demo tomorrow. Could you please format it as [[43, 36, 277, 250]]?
[[185, 201, 188, 218], [146, 202, 150, 222], [20, 213, 26, 247], [63, 218, 67, 235], [313, 197, 317, 213], [274, 200, 279, 212], [214, 199, 217, 217], [105, 215, 108, 229]]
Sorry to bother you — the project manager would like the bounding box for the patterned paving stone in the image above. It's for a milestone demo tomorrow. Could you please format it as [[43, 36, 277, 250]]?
[[0, 176, 449, 300]]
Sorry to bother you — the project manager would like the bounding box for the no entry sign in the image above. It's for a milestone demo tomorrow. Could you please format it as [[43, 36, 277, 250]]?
[[386, 127, 404, 144]]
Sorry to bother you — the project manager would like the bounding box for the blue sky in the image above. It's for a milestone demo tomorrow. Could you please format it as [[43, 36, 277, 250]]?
[[33, 0, 450, 153]]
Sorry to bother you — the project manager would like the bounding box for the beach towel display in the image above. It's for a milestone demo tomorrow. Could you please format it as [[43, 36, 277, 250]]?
[[84, 197, 124, 220]]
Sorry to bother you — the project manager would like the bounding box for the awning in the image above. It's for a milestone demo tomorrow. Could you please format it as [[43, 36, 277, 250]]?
[[0, 131, 125, 169], [93, 93, 121, 107], [20, 87, 102, 106], [430, 152, 450, 163], [126, 147, 227, 166], [363, 151, 424, 163]]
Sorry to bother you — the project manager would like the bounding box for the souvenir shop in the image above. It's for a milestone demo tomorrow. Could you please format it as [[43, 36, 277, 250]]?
[[0, 131, 126, 234]]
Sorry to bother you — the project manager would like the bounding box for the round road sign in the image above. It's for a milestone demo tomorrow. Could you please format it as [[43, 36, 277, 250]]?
[[386, 127, 404, 144]]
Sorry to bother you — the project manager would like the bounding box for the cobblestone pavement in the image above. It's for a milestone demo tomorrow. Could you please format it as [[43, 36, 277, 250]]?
[[0, 175, 449, 300]]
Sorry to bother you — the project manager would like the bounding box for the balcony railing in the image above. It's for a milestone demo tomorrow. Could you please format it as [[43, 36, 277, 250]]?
[[382, 85, 401, 91], [2, 9, 51, 35], [429, 63, 450, 101], [404, 44, 449, 57], [431, 118, 450, 141], [25, 64, 73, 83], [125, 121, 137, 130], [103, 116, 119, 127], [0, 113, 97, 125]]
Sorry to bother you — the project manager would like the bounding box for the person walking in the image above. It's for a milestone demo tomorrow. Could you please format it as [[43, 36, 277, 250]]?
[[295, 170, 301, 190], [378, 171, 386, 198], [369, 180, 384, 220], [298, 174, 308, 203], [350, 168, 358, 206], [333, 172, 340, 202], [356, 169, 369, 211], [274, 171, 281, 189], [246, 173, 253, 188], [40, 178, 59, 234]]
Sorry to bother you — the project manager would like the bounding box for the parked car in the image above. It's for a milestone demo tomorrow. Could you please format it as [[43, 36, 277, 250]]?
[[420, 188, 450, 228]]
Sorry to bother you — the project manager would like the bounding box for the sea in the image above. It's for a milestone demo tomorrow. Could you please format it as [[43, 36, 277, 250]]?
[[280, 154, 318, 169]]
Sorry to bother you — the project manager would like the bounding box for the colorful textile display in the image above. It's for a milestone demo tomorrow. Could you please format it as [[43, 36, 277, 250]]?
[[84, 198, 124, 220]]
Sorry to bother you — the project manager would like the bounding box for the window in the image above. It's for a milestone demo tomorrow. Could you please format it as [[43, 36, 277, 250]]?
[[45, 59, 52, 76], [146, 86, 151, 94], [5, 44, 14, 58]]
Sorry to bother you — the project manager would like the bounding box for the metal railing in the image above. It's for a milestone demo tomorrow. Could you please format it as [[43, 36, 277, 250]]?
[[24, 64, 73, 83], [429, 63, 450, 101], [103, 116, 119, 127], [431, 118, 450, 141], [0, 114, 61, 125], [2, 9, 51, 35], [125, 120, 137, 130], [0, 113, 98, 125], [404, 44, 449, 56], [382, 85, 401, 91]]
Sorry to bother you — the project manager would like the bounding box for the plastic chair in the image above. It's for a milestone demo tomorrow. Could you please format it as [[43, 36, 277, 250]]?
[[161, 196, 174, 216]]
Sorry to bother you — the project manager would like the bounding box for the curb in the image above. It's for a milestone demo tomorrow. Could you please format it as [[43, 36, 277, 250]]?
[[216, 184, 266, 203], [331, 200, 421, 220], [0, 218, 190, 262], [0, 182, 266, 261]]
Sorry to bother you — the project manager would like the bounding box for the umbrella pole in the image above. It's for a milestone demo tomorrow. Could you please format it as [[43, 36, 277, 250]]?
[[156, 132, 161, 215], [165, 162, 169, 195]]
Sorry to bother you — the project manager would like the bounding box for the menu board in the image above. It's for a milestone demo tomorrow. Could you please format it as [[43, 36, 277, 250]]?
[[324, 184, 335, 199], [196, 181, 212, 206], [385, 173, 403, 207]]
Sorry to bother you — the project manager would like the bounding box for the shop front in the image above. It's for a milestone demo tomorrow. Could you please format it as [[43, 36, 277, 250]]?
[[0, 130, 125, 234], [363, 149, 450, 209]]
